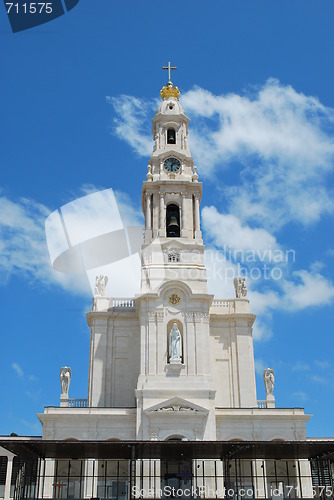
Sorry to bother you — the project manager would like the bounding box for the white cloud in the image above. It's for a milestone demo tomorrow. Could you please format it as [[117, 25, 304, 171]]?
[[252, 318, 274, 341], [183, 81, 334, 230], [292, 390, 309, 403], [246, 270, 334, 315], [202, 205, 334, 316], [254, 358, 266, 375], [310, 374, 327, 384], [182, 81, 334, 171], [248, 290, 281, 315], [0, 188, 144, 298], [107, 95, 154, 157], [0, 195, 90, 295], [314, 360, 330, 370], [71, 184, 143, 227], [202, 206, 278, 255], [281, 270, 334, 311], [12, 363, 24, 378], [114, 190, 144, 227], [291, 362, 311, 372], [109, 80, 334, 231]]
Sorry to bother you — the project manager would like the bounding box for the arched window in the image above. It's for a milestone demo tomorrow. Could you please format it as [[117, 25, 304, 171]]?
[[166, 204, 180, 237], [167, 128, 176, 144]]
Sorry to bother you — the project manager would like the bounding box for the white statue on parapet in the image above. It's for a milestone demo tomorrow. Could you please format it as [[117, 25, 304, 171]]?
[[263, 368, 275, 408], [95, 275, 108, 297], [169, 322, 182, 364], [233, 276, 247, 298], [263, 368, 275, 395], [60, 366, 72, 396]]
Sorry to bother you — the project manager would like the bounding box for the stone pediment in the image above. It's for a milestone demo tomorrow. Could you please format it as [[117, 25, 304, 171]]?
[[145, 397, 208, 415]]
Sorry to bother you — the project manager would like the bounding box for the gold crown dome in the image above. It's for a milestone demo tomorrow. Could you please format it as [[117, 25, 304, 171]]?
[[160, 82, 180, 100], [160, 61, 180, 100]]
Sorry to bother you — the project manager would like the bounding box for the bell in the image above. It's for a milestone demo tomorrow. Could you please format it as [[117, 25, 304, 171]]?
[[167, 129, 176, 144], [167, 216, 180, 237]]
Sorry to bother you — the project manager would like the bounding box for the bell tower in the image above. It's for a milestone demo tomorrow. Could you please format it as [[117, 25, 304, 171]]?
[[141, 63, 207, 295], [136, 64, 217, 441]]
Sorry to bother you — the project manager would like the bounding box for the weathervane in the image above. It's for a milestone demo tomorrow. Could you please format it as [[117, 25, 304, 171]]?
[[162, 61, 176, 85]]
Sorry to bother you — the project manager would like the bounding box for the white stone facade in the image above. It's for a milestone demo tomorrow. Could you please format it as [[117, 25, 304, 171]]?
[[38, 87, 311, 442]]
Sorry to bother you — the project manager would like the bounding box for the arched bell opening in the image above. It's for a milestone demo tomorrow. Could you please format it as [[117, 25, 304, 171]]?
[[167, 128, 176, 144], [166, 204, 180, 237]]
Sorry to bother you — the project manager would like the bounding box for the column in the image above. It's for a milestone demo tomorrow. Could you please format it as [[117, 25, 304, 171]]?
[[230, 322, 240, 408], [194, 195, 201, 239], [181, 194, 187, 237], [41, 459, 55, 499], [146, 193, 151, 229], [4, 456, 13, 500], [236, 321, 257, 407], [148, 313, 157, 375], [152, 193, 159, 238], [194, 313, 203, 375], [90, 321, 108, 407], [156, 312, 165, 374], [185, 313, 195, 375], [145, 193, 152, 240], [159, 193, 165, 237], [297, 460, 313, 498], [84, 459, 97, 499], [253, 460, 266, 499]]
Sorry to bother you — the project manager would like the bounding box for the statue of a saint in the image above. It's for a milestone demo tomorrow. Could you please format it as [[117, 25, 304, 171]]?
[[169, 322, 182, 363], [233, 276, 247, 298], [60, 366, 72, 396], [263, 368, 275, 396], [95, 275, 108, 297]]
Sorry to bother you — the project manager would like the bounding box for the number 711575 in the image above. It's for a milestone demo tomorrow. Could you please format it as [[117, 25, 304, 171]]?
[[6, 3, 53, 14]]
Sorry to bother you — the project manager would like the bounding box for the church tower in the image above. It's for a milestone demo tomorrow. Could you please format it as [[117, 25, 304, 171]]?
[[38, 65, 310, 444], [141, 63, 206, 296], [136, 64, 217, 440]]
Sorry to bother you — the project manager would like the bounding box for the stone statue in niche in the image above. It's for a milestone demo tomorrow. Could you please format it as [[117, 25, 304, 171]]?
[[60, 366, 71, 395], [233, 276, 247, 298], [95, 275, 108, 296], [263, 368, 275, 396], [169, 322, 182, 364]]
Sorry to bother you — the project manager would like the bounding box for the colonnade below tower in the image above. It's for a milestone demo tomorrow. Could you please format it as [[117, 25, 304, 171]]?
[[144, 188, 201, 241]]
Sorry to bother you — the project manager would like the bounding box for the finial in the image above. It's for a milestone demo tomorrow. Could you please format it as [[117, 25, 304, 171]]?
[[162, 61, 177, 85], [161, 61, 180, 100]]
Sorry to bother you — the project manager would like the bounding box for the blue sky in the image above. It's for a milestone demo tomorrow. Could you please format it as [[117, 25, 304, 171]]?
[[1, 1, 334, 437]]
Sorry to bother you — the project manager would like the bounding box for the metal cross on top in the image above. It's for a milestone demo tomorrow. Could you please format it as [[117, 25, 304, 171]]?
[[163, 61, 176, 84]]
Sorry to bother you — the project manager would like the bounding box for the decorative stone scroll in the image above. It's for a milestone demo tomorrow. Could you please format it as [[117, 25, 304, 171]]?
[[155, 405, 196, 412]]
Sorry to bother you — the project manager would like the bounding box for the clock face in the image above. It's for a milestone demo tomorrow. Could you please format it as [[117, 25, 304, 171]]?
[[164, 157, 181, 173]]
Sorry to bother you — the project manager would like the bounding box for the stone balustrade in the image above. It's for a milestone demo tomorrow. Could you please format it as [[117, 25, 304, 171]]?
[[67, 398, 88, 408], [257, 400, 267, 409], [210, 299, 236, 313], [210, 298, 252, 315], [112, 298, 135, 308], [92, 297, 136, 312]]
